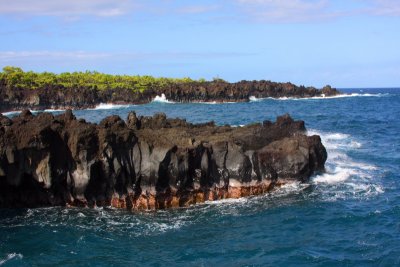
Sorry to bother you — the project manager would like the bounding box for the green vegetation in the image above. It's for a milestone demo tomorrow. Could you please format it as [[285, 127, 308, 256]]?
[[0, 66, 208, 92]]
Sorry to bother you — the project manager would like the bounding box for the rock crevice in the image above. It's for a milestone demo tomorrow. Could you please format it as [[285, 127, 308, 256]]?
[[0, 111, 327, 209], [0, 80, 340, 112]]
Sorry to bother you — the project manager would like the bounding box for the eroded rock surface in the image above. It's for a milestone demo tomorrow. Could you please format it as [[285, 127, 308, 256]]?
[[0, 80, 340, 112], [0, 111, 327, 209]]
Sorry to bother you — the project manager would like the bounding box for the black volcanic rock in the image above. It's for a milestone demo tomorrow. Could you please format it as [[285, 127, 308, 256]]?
[[0, 111, 327, 209], [0, 79, 340, 112]]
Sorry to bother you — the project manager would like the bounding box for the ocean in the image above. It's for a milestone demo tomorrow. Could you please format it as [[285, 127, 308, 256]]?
[[1, 88, 399, 266]]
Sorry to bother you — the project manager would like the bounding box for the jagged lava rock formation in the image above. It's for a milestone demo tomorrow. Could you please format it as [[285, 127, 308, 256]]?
[[0, 111, 327, 209], [0, 79, 340, 112]]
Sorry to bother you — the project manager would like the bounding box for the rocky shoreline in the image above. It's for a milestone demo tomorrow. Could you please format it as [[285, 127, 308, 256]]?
[[0, 79, 340, 113], [0, 111, 327, 209]]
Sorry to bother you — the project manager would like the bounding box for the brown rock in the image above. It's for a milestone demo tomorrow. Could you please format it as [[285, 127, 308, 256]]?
[[0, 111, 327, 209]]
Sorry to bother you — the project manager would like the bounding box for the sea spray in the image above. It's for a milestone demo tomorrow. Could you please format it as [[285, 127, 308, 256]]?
[[152, 94, 174, 103]]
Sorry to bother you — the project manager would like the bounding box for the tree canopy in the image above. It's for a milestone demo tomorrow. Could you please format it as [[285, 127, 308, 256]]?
[[0, 66, 208, 92]]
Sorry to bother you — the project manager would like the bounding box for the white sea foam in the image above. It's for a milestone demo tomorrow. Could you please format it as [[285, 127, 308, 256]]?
[[133, 212, 192, 236], [202, 101, 217, 104], [249, 96, 264, 102], [1, 110, 22, 116], [43, 108, 66, 112], [324, 132, 350, 140], [0, 253, 23, 265], [202, 101, 236, 104], [152, 93, 174, 103], [204, 197, 248, 205], [248, 93, 389, 102], [275, 181, 311, 195], [93, 103, 131, 110], [2, 109, 67, 116], [313, 167, 356, 184], [309, 129, 383, 201], [308, 93, 389, 99], [350, 141, 362, 149], [308, 130, 363, 151]]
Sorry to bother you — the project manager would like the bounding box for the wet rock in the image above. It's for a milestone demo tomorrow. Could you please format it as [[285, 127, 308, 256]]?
[[127, 111, 140, 130], [0, 114, 12, 127], [0, 111, 327, 209], [0, 79, 340, 112]]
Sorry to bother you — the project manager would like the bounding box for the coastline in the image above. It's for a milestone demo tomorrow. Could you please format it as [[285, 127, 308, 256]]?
[[1, 92, 348, 115], [0, 76, 340, 113], [0, 111, 327, 210]]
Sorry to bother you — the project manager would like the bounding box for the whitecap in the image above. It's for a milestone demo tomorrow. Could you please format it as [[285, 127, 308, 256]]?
[[152, 221, 185, 232], [44, 108, 65, 112], [249, 96, 264, 102], [271, 93, 389, 101], [192, 100, 238, 104], [308, 130, 363, 152], [350, 141, 362, 148], [310, 93, 388, 99], [0, 253, 23, 265], [325, 133, 350, 140], [152, 94, 174, 103], [275, 181, 310, 195], [204, 197, 248, 205], [347, 183, 385, 195], [1, 110, 22, 116], [137, 217, 188, 236], [200, 101, 217, 104], [204, 101, 236, 104], [92, 103, 131, 110], [313, 167, 356, 184], [309, 129, 383, 201]]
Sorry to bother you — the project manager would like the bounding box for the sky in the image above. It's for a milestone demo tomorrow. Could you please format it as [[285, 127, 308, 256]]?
[[0, 0, 399, 88]]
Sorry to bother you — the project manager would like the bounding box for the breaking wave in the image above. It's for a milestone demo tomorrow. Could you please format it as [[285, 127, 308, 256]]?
[[189, 100, 237, 104], [93, 103, 132, 110], [308, 129, 383, 201], [249, 96, 262, 102], [249, 93, 389, 102], [0, 253, 23, 266], [152, 94, 174, 103], [43, 108, 65, 112], [1, 110, 22, 116]]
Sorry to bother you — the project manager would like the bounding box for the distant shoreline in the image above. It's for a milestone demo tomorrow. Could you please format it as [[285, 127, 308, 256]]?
[[0, 67, 340, 113]]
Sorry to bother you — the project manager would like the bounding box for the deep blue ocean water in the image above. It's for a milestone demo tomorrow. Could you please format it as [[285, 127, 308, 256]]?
[[1, 88, 400, 266]]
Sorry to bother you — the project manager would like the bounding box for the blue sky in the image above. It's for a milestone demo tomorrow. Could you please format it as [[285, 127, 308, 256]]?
[[0, 0, 399, 88]]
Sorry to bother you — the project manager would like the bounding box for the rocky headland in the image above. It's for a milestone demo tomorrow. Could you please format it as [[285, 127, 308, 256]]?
[[0, 77, 340, 113], [0, 111, 327, 209]]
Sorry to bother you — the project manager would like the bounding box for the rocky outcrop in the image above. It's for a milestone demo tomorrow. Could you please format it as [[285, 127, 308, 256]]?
[[0, 111, 327, 209], [0, 79, 340, 112], [157, 82, 339, 103]]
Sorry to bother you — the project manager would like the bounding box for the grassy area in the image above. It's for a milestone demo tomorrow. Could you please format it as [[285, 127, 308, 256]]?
[[0, 66, 209, 92]]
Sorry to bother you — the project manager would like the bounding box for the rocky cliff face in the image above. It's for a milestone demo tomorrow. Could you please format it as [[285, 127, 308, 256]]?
[[0, 79, 340, 112], [157, 81, 339, 102], [0, 111, 327, 209]]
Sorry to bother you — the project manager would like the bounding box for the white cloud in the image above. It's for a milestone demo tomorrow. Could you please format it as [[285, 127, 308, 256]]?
[[369, 0, 400, 16], [235, 0, 340, 22], [235, 0, 400, 22], [0, 51, 110, 61], [0, 0, 399, 22], [177, 5, 220, 15], [0, 1, 220, 18], [0, 50, 253, 62], [0, 0, 135, 18]]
